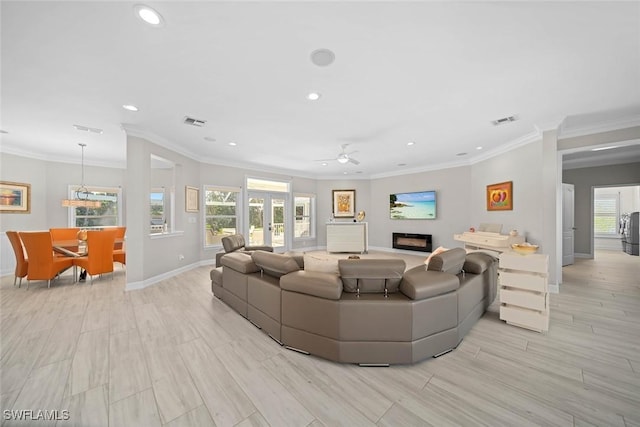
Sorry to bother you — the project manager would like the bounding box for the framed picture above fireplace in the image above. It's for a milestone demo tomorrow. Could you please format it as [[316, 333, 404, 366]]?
[[390, 190, 436, 219]]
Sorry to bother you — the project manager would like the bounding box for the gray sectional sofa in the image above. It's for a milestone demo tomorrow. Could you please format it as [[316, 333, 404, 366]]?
[[210, 248, 497, 365]]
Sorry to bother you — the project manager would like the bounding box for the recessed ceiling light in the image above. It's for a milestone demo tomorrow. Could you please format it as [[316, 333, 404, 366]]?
[[310, 49, 335, 67], [204, 137, 216, 142], [122, 104, 139, 112], [343, 171, 348, 175], [356, 171, 363, 174], [307, 92, 321, 101], [228, 142, 237, 146], [591, 145, 619, 151], [456, 152, 467, 156], [134, 4, 164, 26], [476, 146, 483, 150], [407, 142, 415, 146], [321, 162, 328, 166]]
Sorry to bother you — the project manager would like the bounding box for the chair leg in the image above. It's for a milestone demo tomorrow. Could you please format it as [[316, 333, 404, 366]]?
[[13, 276, 17, 286], [26, 280, 30, 290], [48, 279, 51, 288], [18, 277, 23, 288]]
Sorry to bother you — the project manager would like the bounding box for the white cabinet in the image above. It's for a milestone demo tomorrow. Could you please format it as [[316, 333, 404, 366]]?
[[326, 222, 368, 253], [454, 231, 525, 253], [498, 251, 549, 332]]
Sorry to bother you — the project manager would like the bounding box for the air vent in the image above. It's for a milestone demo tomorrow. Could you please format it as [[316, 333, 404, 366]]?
[[73, 124, 103, 134], [491, 115, 518, 126], [184, 116, 207, 127]]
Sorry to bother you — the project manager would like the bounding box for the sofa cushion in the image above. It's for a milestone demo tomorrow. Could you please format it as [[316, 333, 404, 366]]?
[[400, 267, 460, 300], [339, 259, 405, 293], [424, 246, 448, 266], [210, 266, 223, 285], [281, 271, 343, 300], [427, 247, 466, 275], [252, 251, 300, 278], [463, 251, 496, 274], [303, 253, 339, 275], [221, 252, 260, 274]]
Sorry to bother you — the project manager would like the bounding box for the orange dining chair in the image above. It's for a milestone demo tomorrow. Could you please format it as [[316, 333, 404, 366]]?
[[49, 227, 80, 241], [113, 226, 126, 267], [74, 229, 116, 284], [19, 231, 74, 289], [6, 231, 28, 287], [113, 226, 126, 249]]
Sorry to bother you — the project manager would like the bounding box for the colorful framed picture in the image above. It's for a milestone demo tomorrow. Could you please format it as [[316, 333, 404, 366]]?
[[332, 189, 356, 218], [185, 186, 199, 212], [0, 181, 31, 214], [487, 181, 513, 211]]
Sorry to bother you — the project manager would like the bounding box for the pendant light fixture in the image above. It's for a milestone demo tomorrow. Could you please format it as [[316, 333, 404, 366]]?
[[61, 143, 102, 208]]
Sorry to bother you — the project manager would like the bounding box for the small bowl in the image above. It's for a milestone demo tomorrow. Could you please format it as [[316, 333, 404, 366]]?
[[511, 243, 539, 255]]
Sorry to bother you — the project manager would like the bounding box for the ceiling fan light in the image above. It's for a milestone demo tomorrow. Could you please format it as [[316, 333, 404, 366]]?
[[337, 156, 349, 164]]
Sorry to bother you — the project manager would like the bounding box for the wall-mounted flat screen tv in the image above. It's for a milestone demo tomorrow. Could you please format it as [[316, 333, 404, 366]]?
[[390, 190, 436, 219]]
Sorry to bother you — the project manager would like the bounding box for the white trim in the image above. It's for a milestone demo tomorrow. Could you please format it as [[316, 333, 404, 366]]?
[[574, 253, 592, 259], [125, 260, 203, 291], [548, 283, 559, 294], [558, 116, 640, 140], [149, 230, 185, 239]]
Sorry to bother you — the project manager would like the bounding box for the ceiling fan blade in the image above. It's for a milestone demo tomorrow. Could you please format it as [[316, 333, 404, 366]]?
[[348, 158, 360, 165], [314, 158, 337, 162], [345, 150, 358, 156]]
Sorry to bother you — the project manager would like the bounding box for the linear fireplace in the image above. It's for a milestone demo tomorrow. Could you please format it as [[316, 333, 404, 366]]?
[[392, 233, 432, 252]]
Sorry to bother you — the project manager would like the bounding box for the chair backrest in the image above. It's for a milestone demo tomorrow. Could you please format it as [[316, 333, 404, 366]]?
[[19, 231, 55, 280], [6, 231, 28, 278], [85, 229, 116, 274], [50, 227, 80, 241], [222, 234, 246, 253], [113, 226, 126, 250]]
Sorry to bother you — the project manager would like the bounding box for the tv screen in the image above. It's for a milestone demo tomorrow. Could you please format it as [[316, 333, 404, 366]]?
[[390, 190, 436, 219]]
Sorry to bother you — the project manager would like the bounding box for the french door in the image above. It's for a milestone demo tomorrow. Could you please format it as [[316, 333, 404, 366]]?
[[247, 192, 289, 251]]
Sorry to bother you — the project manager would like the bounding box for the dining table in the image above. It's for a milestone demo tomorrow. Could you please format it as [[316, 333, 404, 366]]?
[[52, 238, 125, 281]]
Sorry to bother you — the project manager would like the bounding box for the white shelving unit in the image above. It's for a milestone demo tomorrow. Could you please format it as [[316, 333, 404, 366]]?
[[326, 222, 368, 253], [498, 251, 549, 332]]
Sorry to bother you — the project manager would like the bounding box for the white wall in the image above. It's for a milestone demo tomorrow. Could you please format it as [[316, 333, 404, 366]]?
[[369, 166, 471, 250]]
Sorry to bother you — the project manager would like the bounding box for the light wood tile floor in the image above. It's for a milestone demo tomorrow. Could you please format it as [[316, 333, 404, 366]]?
[[0, 250, 639, 426]]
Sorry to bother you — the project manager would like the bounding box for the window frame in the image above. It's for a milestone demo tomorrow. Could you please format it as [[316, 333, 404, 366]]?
[[594, 192, 620, 237], [293, 193, 316, 240], [67, 185, 122, 228], [203, 185, 242, 249]]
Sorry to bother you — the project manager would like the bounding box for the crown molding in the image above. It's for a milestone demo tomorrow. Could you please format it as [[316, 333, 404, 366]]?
[[558, 114, 640, 139], [0, 144, 126, 169]]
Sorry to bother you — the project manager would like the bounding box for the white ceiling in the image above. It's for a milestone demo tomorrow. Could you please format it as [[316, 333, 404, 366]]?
[[1, 1, 639, 178]]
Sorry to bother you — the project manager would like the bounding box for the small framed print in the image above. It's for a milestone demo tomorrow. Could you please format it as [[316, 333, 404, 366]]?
[[185, 186, 199, 212], [0, 181, 31, 214], [332, 189, 356, 218], [487, 181, 513, 211]]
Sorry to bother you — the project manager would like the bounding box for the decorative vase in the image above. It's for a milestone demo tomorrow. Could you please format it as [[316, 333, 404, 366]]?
[[509, 229, 518, 237], [77, 229, 88, 241]]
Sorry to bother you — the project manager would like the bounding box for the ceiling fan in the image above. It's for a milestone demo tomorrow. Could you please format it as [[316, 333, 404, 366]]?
[[316, 144, 360, 165]]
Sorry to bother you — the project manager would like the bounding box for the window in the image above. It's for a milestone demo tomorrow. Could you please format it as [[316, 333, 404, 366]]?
[[247, 177, 289, 192], [294, 194, 315, 238], [204, 186, 240, 247], [69, 186, 121, 228], [150, 187, 165, 233], [594, 192, 619, 236]]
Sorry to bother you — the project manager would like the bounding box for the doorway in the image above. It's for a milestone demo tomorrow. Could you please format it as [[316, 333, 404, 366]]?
[[247, 192, 289, 251]]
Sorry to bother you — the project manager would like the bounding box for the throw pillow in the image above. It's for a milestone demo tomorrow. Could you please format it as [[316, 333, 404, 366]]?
[[303, 253, 340, 275]]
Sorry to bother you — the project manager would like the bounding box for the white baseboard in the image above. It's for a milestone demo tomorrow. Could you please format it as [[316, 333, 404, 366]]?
[[125, 260, 211, 291], [548, 283, 559, 294], [574, 253, 593, 259]]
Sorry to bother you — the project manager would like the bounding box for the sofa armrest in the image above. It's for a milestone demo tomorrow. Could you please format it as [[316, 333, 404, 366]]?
[[280, 271, 343, 300], [400, 267, 459, 300], [220, 252, 260, 274]]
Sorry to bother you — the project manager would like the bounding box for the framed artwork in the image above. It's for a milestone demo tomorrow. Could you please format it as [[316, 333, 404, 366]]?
[[332, 189, 356, 218], [185, 186, 199, 212], [487, 181, 513, 211], [0, 181, 31, 214]]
